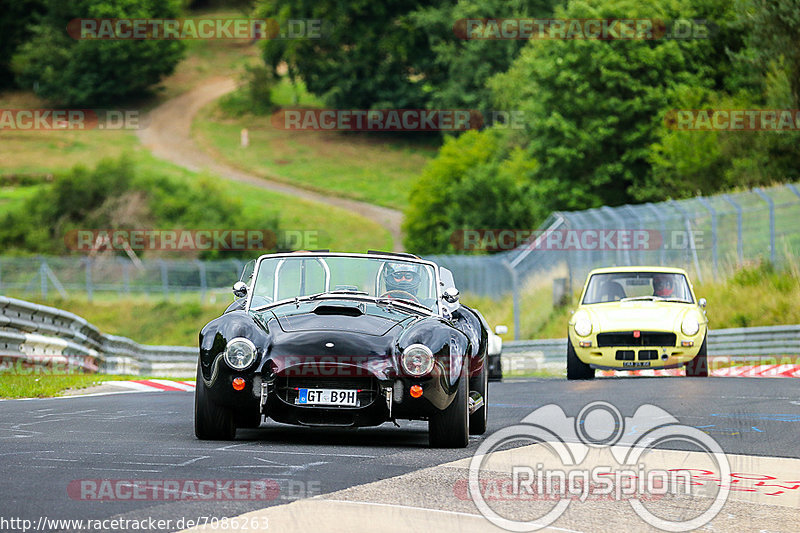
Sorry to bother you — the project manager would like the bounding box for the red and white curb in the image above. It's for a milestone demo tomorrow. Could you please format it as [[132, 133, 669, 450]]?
[[599, 364, 800, 378], [106, 379, 196, 392]]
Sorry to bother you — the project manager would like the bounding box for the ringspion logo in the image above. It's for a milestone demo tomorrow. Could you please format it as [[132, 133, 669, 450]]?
[[469, 401, 729, 531]]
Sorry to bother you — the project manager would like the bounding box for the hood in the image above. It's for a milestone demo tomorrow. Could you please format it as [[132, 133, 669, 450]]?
[[586, 301, 690, 331], [256, 299, 420, 336]]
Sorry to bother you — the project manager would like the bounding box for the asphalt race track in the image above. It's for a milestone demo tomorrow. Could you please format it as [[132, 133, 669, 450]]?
[[1, 377, 798, 532]]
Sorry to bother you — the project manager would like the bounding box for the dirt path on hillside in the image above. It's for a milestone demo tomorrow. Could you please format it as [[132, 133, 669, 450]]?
[[137, 77, 404, 251]]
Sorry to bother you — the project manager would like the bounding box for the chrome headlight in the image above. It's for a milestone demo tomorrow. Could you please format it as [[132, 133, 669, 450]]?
[[681, 316, 700, 336], [401, 344, 434, 377], [224, 337, 256, 370], [573, 311, 593, 337]]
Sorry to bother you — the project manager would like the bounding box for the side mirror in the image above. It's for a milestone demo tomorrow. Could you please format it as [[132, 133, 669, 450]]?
[[442, 287, 460, 304], [232, 281, 248, 298], [494, 325, 508, 335], [698, 297, 706, 309]]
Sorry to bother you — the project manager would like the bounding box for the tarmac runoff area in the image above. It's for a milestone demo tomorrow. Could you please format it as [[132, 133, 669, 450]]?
[[180, 443, 800, 533]]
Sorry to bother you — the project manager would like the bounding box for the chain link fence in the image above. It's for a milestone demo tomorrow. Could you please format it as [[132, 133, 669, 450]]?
[[0, 183, 798, 338]]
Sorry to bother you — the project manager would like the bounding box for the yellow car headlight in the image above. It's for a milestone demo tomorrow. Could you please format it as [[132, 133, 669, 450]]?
[[573, 311, 593, 337], [681, 316, 700, 336]]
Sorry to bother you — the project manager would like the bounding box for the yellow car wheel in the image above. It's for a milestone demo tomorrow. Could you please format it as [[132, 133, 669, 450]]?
[[567, 339, 595, 380], [685, 337, 709, 377]]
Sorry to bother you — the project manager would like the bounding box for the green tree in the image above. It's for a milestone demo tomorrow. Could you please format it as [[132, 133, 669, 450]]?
[[408, 0, 562, 114], [12, 0, 184, 105], [737, 0, 800, 108], [258, 0, 435, 109], [0, 0, 45, 89], [403, 128, 539, 254], [258, 0, 562, 110]]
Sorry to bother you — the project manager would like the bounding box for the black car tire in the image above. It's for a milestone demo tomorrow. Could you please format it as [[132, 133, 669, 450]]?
[[194, 365, 237, 440], [567, 339, 595, 380], [429, 364, 469, 448], [685, 337, 709, 377], [469, 361, 488, 435]]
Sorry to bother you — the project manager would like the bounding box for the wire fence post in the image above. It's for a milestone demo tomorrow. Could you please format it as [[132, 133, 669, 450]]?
[[85, 258, 93, 303], [644, 203, 667, 266], [670, 201, 703, 283], [160, 260, 169, 298], [502, 259, 520, 340], [697, 196, 718, 279], [600, 205, 630, 266], [722, 194, 743, 265], [197, 260, 207, 302], [40, 259, 48, 300], [754, 187, 776, 264]]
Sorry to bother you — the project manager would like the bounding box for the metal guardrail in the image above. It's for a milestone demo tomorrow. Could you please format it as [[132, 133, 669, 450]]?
[[2, 294, 798, 378], [502, 325, 800, 372], [0, 296, 197, 377]]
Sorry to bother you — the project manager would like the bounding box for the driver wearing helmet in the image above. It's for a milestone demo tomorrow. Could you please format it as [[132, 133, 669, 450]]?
[[383, 262, 422, 297], [653, 274, 675, 297]]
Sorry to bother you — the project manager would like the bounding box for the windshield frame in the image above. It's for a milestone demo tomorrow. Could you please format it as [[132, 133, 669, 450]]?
[[244, 252, 442, 315], [580, 271, 695, 305]]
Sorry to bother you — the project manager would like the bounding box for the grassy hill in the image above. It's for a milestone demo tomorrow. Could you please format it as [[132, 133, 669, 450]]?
[[0, 18, 403, 253]]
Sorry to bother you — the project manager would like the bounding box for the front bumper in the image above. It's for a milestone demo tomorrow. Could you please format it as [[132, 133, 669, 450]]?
[[569, 330, 705, 370], [201, 356, 458, 427]]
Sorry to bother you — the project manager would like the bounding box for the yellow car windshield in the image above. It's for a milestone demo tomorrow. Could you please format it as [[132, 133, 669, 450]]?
[[583, 272, 693, 304]]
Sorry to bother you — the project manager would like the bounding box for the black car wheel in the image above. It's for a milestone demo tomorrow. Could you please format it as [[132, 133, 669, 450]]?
[[429, 364, 469, 448], [469, 361, 488, 435], [194, 365, 237, 440], [567, 339, 595, 380], [685, 337, 709, 377]]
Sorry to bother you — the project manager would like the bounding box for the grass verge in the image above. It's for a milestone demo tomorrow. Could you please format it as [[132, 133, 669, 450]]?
[[0, 372, 185, 399], [193, 78, 438, 209]]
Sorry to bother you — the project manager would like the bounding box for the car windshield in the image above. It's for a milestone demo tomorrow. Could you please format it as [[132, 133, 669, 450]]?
[[582, 272, 693, 304], [248, 254, 439, 312]]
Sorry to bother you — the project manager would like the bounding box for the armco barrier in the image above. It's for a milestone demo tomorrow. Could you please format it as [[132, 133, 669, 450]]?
[[502, 325, 800, 373], [0, 296, 197, 377], [2, 295, 798, 378]]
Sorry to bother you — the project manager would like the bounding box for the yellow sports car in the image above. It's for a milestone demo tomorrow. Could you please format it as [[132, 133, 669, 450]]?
[[567, 266, 708, 380]]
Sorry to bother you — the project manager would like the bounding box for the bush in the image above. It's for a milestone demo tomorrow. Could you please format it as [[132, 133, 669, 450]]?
[[403, 128, 539, 254], [12, 0, 185, 105], [0, 156, 283, 259], [218, 64, 276, 117]]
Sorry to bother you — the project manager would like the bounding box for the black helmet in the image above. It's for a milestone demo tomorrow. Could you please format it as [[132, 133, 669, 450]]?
[[384, 262, 422, 295]]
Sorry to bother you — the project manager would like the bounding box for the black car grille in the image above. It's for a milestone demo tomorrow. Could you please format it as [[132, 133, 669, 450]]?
[[615, 349, 660, 361], [597, 332, 676, 347], [276, 377, 378, 408]]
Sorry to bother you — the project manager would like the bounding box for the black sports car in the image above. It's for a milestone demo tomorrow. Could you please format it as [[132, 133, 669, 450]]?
[[195, 251, 489, 448]]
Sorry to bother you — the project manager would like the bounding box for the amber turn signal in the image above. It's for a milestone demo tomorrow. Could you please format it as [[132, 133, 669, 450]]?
[[232, 377, 246, 391], [409, 385, 423, 398]]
